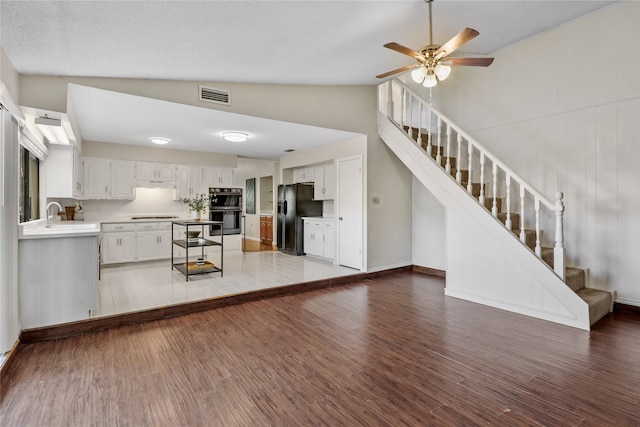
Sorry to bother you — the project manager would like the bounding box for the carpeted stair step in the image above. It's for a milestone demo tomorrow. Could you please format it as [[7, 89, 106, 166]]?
[[450, 169, 469, 183], [497, 212, 520, 231], [462, 182, 485, 197], [541, 247, 554, 268], [513, 228, 537, 249], [478, 197, 502, 212], [576, 288, 613, 326], [565, 267, 586, 292]]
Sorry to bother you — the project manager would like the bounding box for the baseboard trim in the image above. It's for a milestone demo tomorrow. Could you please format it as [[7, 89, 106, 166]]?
[[614, 302, 640, 316], [0, 339, 20, 379], [20, 265, 415, 343], [413, 265, 446, 278]]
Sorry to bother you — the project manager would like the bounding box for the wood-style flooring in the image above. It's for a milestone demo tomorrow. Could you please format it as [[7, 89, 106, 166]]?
[[2, 272, 640, 426]]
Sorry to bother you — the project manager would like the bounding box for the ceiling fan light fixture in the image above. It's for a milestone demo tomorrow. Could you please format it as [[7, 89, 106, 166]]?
[[222, 132, 249, 143], [149, 137, 171, 145], [434, 63, 451, 81], [423, 72, 438, 88], [411, 66, 428, 83]]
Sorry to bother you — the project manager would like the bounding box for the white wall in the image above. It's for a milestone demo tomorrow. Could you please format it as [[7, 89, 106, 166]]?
[[412, 177, 446, 271], [19, 76, 414, 272], [0, 48, 21, 354], [431, 1, 640, 306]]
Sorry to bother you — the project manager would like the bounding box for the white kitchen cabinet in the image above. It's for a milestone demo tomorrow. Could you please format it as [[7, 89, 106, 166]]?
[[322, 220, 335, 260], [175, 165, 204, 200], [44, 144, 83, 198], [303, 218, 335, 260], [136, 162, 176, 181], [203, 166, 233, 188], [293, 167, 315, 183], [101, 223, 136, 264], [313, 163, 335, 200], [110, 161, 136, 199], [83, 158, 135, 200], [83, 157, 111, 199], [135, 222, 172, 261]]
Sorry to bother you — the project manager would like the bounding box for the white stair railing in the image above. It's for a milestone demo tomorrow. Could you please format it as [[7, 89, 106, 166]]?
[[379, 78, 566, 280]]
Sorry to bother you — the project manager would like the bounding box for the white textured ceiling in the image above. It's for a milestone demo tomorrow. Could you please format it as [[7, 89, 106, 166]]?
[[1, 1, 617, 159]]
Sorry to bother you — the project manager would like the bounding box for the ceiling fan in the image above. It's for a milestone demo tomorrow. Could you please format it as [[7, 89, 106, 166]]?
[[376, 0, 494, 87]]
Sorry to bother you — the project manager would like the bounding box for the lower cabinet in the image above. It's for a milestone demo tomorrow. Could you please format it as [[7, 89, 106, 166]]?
[[101, 221, 172, 265], [135, 222, 172, 261], [303, 218, 335, 260], [260, 215, 273, 245]]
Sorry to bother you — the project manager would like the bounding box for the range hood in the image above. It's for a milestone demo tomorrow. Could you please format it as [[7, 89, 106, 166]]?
[[135, 179, 176, 189]]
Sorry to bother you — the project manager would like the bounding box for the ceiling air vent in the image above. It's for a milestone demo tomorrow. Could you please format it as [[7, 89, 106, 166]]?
[[199, 85, 230, 106]]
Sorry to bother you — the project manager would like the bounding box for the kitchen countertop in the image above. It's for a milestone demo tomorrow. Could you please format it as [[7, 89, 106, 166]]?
[[19, 219, 101, 240]]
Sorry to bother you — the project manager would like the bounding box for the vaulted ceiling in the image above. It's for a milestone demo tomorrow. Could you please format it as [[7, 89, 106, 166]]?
[[1, 1, 617, 159]]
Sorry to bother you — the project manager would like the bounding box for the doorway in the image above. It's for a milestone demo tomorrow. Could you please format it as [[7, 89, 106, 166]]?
[[337, 156, 363, 270]]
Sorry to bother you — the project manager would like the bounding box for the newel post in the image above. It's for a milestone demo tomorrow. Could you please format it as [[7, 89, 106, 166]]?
[[554, 192, 566, 280]]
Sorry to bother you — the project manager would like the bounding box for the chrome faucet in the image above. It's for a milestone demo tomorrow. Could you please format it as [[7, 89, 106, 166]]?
[[45, 202, 63, 227]]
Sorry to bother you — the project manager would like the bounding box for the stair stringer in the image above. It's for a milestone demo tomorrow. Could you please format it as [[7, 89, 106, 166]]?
[[378, 112, 591, 330]]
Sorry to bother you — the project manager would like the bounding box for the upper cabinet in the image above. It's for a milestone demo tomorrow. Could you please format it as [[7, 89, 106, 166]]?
[[83, 158, 135, 200], [44, 145, 83, 199], [203, 166, 234, 188], [315, 163, 335, 200], [293, 167, 315, 183], [175, 165, 204, 200], [136, 162, 176, 182]]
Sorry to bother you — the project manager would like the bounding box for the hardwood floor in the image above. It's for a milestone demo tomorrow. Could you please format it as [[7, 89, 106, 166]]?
[[2, 272, 639, 426]]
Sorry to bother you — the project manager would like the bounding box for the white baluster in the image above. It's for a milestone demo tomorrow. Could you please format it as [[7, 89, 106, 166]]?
[[534, 197, 541, 257], [387, 81, 394, 121], [519, 186, 526, 243], [554, 192, 566, 280], [445, 123, 452, 174], [436, 116, 442, 165], [400, 88, 406, 129], [491, 162, 498, 217], [505, 174, 512, 230], [456, 134, 462, 184], [479, 152, 485, 206], [407, 93, 413, 137], [417, 103, 423, 148], [467, 143, 473, 194], [427, 108, 433, 155]]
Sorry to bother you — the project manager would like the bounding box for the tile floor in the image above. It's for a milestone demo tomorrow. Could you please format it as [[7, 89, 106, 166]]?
[[94, 251, 359, 318]]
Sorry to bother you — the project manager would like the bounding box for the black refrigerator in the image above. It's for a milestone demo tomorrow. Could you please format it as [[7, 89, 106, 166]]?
[[277, 183, 323, 255]]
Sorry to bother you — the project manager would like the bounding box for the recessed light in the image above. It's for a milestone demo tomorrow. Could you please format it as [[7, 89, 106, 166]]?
[[222, 132, 248, 143], [149, 137, 170, 145]]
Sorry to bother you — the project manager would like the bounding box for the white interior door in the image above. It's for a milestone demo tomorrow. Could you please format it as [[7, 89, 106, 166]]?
[[337, 156, 363, 270]]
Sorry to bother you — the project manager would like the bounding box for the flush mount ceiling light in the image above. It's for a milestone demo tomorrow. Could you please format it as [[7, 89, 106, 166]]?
[[222, 132, 248, 143], [149, 137, 171, 145], [35, 115, 71, 145]]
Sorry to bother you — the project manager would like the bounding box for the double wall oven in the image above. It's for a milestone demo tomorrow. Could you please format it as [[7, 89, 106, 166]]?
[[209, 187, 242, 235]]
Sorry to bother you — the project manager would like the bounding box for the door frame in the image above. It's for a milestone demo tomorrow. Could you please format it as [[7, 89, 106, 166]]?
[[336, 154, 366, 271]]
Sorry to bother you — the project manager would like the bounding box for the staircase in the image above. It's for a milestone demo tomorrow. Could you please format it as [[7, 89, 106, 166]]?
[[378, 78, 612, 329]]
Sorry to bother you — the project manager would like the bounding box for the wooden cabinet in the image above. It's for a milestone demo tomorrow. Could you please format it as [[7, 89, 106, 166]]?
[[260, 215, 273, 245], [83, 158, 135, 200], [44, 145, 83, 198], [302, 218, 335, 260], [102, 223, 137, 264]]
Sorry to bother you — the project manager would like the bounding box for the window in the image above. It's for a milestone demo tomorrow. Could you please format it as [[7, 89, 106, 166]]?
[[19, 145, 39, 222]]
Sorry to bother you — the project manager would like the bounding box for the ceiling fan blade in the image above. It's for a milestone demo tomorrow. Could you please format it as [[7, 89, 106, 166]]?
[[376, 64, 419, 79], [434, 28, 479, 60], [384, 42, 426, 61], [446, 57, 495, 67]]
